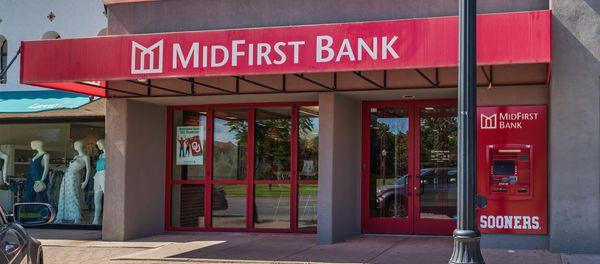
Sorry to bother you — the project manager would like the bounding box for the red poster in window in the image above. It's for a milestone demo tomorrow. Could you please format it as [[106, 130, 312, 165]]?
[[190, 135, 204, 157], [477, 106, 547, 235]]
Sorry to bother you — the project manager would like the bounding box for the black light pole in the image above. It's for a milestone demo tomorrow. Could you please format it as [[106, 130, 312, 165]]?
[[449, 0, 485, 263]]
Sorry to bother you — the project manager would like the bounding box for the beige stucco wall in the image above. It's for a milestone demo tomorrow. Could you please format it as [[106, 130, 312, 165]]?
[[104, 99, 166, 240]]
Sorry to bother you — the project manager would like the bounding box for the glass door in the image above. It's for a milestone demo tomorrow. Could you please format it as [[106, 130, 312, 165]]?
[[413, 101, 458, 235], [362, 101, 414, 234], [362, 100, 457, 235]]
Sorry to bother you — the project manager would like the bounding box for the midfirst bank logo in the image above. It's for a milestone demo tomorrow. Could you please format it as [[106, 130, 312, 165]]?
[[131, 40, 164, 74], [480, 112, 540, 130], [480, 114, 497, 129]]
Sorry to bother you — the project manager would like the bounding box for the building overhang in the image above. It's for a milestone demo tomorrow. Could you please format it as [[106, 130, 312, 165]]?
[[19, 10, 551, 98]]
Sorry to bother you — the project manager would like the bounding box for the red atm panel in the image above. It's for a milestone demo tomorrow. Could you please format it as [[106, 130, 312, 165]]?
[[477, 106, 547, 235]]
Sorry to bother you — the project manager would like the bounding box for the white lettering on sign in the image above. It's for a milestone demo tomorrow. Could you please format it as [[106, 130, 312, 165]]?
[[131, 35, 399, 74], [479, 215, 540, 230], [167, 40, 308, 69], [316, 35, 399, 63], [172, 43, 199, 69], [131, 40, 164, 74], [480, 112, 539, 130]]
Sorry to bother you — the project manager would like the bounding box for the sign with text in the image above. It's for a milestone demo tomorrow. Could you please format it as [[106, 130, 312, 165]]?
[[176, 126, 205, 165], [477, 106, 548, 235], [20, 11, 551, 88]]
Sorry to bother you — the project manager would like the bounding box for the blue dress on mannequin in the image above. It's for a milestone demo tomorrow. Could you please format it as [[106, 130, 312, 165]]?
[[24, 154, 49, 203]]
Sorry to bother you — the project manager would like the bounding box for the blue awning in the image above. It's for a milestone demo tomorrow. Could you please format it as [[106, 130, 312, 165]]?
[[0, 90, 94, 113]]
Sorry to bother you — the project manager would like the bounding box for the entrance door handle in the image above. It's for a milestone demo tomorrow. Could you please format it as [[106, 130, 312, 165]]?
[[415, 176, 425, 196], [404, 175, 412, 195]]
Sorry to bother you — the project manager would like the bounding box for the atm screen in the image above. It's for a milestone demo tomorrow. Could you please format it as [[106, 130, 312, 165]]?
[[493, 160, 515, 175]]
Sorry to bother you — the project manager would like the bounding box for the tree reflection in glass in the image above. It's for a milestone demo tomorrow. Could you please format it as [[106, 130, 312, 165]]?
[[254, 107, 292, 181], [298, 106, 319, 181], [369, 108, 409, 218], [213, 109, 248, 180], [419, 106, 458, 220]]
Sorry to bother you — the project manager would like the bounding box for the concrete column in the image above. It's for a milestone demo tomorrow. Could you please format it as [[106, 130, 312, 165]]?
[[317, 93, 362, 244], [104, 99, 166, 241], [549, 0, 600, 254]]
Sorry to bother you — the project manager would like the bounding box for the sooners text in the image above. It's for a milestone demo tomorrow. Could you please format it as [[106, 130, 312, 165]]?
[[480, 215, 540, 230]]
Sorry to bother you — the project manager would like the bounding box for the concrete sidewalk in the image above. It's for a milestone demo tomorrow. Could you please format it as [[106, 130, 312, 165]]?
[[28, 229, 599, 264]]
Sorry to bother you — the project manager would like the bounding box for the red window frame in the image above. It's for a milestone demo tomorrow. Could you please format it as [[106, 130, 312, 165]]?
[[165, 102, 318, 233]]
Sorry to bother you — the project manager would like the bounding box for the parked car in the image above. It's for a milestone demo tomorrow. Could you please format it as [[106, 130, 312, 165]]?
[[0, 203, 55, 264], [376, 167, 457, 218]]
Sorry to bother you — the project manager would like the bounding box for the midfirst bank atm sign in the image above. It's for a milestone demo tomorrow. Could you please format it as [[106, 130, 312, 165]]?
[[480, 112, 540, 130], [477, 106, 548, 235]]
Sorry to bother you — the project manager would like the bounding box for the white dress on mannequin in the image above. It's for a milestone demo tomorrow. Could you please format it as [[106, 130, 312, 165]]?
[[55, 156, 85, 223]]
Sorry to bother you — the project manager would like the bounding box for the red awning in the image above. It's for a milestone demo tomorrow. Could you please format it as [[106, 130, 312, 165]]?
[[20, 10, 551, 98]]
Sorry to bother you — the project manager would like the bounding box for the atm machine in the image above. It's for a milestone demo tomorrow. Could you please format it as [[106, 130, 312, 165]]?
[[487, 144, 532, 200], [477, 106, 547, 235]]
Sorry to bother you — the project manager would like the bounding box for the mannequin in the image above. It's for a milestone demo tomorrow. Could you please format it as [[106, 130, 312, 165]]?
[[55, 140, 90, 224], [0, 150, 8, 185], [92, 139, 105, 225], [24, 140, 50, 203]]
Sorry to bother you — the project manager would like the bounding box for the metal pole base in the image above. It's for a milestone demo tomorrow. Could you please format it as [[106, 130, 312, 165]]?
[[449, 229, 485, 264]]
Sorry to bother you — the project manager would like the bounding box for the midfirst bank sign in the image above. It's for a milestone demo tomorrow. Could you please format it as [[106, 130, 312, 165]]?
[[480, 112, 540, 130], [131, 36, 401, 74], [20, 11, 551, 84], [117, 17, 469, 78]]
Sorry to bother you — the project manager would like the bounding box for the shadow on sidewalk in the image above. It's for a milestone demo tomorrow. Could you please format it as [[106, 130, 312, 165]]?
[[115, 232, 562, 264], [26, 229, 568, 263]]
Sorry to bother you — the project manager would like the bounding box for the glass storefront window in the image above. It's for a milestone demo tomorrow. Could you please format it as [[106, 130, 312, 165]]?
[[213, 108, 248, 180], [298, 106, 319, 181], [254, 107, 291, 181], [170, 184, 205, 228], [172, 110, 207, 181], [298, 184, 317, 229], [167, 103, 318, 232], [254, 184, 290, 229], [0, 121, 105, 225], [212, 184, 246, 228]]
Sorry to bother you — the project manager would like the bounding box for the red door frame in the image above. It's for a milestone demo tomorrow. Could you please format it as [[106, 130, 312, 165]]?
[[413, 99, 458, 235], [165, 102, 317, 233], [361, 99, 457, 235], [361, 100, 415, 234]]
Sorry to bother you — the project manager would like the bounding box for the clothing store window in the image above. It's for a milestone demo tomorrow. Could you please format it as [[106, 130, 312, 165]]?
[[0, 121, 105, 226]]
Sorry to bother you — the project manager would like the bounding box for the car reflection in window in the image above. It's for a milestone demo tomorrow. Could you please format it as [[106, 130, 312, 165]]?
[[376, 167, 457, 218]]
